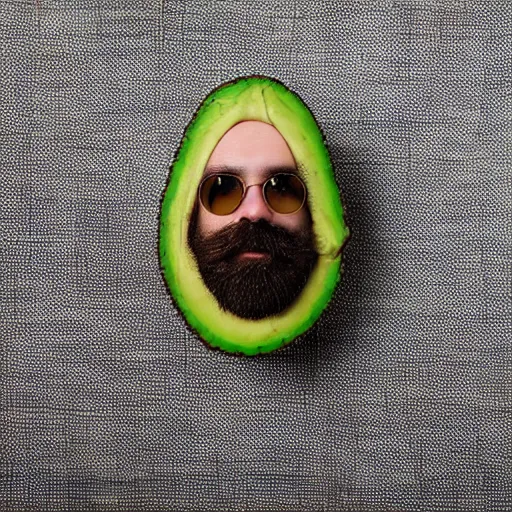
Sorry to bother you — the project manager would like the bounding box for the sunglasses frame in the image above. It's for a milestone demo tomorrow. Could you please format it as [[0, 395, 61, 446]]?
[[198, 172, 307, 216]]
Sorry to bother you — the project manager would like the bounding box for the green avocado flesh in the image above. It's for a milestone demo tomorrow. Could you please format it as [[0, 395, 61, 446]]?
[[160, 76, 349, 355]]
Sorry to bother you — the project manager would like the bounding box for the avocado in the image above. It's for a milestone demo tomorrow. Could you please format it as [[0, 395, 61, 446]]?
[[159, 76, 349, 355]]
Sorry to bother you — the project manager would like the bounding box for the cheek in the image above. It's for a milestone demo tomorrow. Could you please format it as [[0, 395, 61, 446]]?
[[270, 210, 311, 233], [197, 208, 233, 236]]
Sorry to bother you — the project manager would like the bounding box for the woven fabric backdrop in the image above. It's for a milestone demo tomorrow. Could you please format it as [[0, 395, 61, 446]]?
[[1, 1, 511, 511]]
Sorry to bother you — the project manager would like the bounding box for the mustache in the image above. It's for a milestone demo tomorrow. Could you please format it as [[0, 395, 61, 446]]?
[[193, 219, 316, 265]]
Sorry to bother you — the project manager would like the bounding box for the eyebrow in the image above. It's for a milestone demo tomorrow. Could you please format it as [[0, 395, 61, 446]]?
[[203, 165, 300, 180]]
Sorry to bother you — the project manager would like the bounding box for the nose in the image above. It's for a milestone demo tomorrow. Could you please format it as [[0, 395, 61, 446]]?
[[234, 184, 273, 223]]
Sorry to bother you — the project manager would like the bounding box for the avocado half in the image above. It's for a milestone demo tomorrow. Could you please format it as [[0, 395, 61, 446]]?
[[160, 76, 349, 355]]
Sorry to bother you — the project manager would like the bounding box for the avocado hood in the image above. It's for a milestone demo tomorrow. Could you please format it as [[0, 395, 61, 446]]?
[[160, 76, 349, 355]]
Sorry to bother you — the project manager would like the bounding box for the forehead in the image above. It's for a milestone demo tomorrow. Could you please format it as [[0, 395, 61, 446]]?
[[203, 121, 297, 180]]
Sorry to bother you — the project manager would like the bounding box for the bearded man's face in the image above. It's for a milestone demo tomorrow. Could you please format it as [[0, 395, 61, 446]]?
[[188, 120, 319, 320]]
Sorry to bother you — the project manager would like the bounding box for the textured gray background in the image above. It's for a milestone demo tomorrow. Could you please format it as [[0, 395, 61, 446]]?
[[1, 1, 511, 511]]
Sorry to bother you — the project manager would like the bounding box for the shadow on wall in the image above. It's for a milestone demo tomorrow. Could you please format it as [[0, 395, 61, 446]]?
[[294, 143, 386, 356]]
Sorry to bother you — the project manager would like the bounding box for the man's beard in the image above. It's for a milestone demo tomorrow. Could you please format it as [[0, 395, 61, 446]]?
[[188, 210, 318, 320]]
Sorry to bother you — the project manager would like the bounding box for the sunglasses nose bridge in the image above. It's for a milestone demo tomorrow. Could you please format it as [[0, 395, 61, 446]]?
[[233, 183, 274, 223]]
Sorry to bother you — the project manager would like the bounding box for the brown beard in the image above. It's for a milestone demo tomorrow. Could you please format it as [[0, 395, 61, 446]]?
[[187, 208, 318, 320]]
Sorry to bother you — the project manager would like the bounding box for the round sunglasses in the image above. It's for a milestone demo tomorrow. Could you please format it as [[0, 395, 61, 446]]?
[[199, 172, 307, 216]]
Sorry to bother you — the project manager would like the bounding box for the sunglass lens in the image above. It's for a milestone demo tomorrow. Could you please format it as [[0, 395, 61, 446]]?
[[264, 174, 305, 214], [200, 175, 243, 215]]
